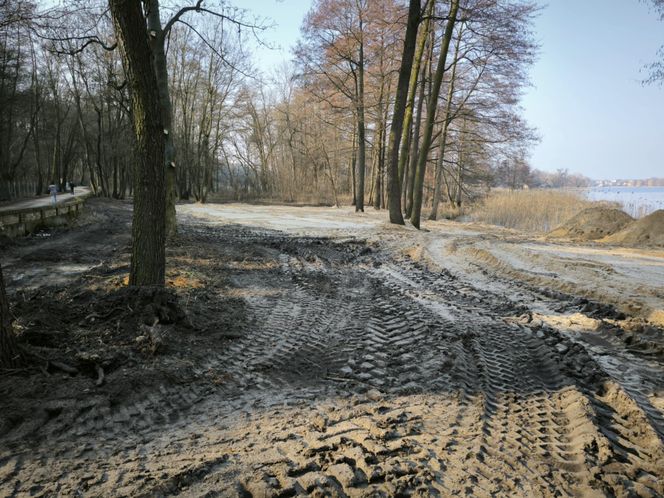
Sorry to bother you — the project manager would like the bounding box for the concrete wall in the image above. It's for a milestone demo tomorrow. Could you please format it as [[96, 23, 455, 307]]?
[[0, 198, 86, 238]]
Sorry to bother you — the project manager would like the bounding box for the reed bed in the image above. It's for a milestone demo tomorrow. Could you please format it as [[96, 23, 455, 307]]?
[[468, 189, 603, 233]]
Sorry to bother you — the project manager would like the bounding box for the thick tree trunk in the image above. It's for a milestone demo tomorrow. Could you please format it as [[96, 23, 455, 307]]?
[[410, 0, 460, 229], [386, 0, 421, 224], [145, 0, 177, 238], [0, 264, 20, 369], [110, 0, 166, 286]]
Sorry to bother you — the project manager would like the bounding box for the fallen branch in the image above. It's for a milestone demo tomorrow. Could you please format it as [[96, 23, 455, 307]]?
[[49, 360, 78, 375], [0, 367, 38, 377]]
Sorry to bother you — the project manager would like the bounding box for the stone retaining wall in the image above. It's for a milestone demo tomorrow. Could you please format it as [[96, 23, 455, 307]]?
[[0, 197, 87, 238]]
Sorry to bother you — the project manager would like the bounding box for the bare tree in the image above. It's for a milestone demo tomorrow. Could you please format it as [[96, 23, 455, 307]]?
[[297, 0, 371, 211], [410, 0, 460, 229], [428, 23, 462, 220], [386, 0, 421, 224]]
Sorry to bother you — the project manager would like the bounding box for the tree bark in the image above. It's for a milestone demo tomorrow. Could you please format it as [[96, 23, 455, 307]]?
[[405, 55, 427, 218], [0, 264, 20, 369], [398, 0, 433, 208], [355, 20, 366, 213], [386, 0, 421, 224], [429, 25, 463, 220], [372, 81, 385, 210], [110, 0, 166, 286], [455, 117, 467, 208], [145, 0, 177, 238], [351, 128, 357, 207], [410, 0, 460, 229]]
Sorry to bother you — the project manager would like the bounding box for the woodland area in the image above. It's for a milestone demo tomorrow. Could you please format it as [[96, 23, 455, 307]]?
[[0, 1, 662, 365], [2, 2, 664, 496], [0, 0, 549, 211], [0, 0, 659, 355]]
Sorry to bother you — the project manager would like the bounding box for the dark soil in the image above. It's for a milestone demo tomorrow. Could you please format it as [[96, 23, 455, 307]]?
[[0, 199, 251, 443]]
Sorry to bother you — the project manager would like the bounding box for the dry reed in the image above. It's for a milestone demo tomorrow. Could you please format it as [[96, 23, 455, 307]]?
[[468, 189, 604, 233]]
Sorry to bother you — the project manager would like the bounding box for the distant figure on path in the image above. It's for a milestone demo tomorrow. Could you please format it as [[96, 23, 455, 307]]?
[[70, 182, 75, 195], [48, 184, 57, 205]]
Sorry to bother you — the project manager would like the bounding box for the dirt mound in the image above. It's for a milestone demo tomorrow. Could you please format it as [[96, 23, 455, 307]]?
[[548, 207, 633, 241], [601, 209, 664, 247]]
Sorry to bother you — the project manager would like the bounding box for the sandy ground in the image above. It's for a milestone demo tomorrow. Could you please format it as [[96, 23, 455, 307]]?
[[0, 200, 663, 497], [182, 203, 664, 325]]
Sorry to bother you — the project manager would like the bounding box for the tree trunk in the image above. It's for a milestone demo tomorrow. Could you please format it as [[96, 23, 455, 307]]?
[[33, 117, 44, 195], [372, 95, 384, 210], [0, 264, 20, 369], [96, 109, 108, 196], [355, 24, 366, 213], [368, 136, 377, 206], [410, 0, 460, 229], [351, 133, 357, 207], [398, 0, 433, 207], [405, 57, 427, 218], [380, 86, 389, 210], [356, 116, 366, 212], [110, 0, 166, 286], [113, 157, 119, 198], [145, 0, 177, 238], [387, 0, 421, 224], [455, 117, 467, 208], [429, 25, 463, 221]]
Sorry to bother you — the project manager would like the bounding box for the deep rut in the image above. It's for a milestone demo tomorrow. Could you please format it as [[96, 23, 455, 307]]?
[[1, 222, 663, 497]]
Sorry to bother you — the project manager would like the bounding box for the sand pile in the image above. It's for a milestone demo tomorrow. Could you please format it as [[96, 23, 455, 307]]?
[[602, 209, 664, 247], [548, 207, 633, 241]]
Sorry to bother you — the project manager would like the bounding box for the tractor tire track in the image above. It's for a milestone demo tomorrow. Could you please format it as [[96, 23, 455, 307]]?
[[1, 221, 663, 497]]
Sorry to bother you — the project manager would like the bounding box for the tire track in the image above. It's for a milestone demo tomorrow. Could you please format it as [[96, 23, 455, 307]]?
[[2, 222, 664, 497]]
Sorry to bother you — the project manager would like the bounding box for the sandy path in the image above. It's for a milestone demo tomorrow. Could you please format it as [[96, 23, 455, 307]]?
[[1, 202, 663, 497], [0, 187, 92, 213]]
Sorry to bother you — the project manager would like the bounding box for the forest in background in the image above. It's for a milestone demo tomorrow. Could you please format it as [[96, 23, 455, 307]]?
[[0, 0, 596, 217]]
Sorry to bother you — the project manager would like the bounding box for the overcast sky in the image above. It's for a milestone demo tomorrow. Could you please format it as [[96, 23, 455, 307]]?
[[247, 0, 664, 180]]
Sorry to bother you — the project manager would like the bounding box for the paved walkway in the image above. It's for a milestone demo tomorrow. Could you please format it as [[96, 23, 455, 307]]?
[[0, 187, 91, 213]]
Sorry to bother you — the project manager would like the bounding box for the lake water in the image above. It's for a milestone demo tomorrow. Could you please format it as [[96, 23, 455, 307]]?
[[583, 186, 664, 218]]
